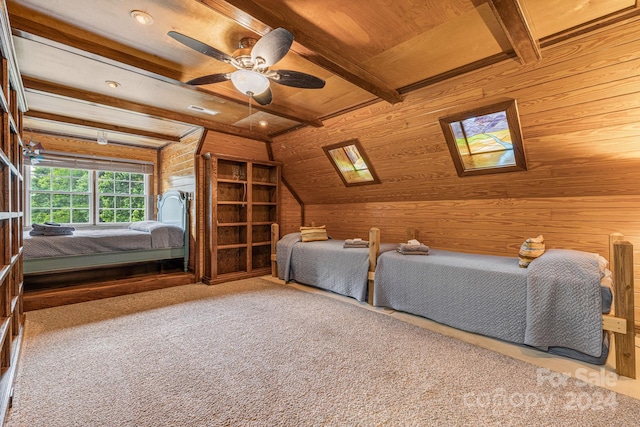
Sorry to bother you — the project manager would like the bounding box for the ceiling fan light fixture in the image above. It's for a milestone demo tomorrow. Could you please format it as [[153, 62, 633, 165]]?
[[231, 69, 270, 97], [130, 10, 154, 25]]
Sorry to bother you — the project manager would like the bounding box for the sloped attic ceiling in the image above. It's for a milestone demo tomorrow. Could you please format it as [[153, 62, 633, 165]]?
[[8, 0, 637, 149]]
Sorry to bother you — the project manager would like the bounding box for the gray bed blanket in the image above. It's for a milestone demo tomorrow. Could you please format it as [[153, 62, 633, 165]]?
[[127, 221, 184, 248], [277, 232, 303, 282], [374, 249, 529, 344], [23, 223, 184, 260], [525, 249, 602, 357], [277, 232, 395, 302]]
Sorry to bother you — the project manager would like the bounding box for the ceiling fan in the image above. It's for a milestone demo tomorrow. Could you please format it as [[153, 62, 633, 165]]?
[[168, 28, 325, 105]]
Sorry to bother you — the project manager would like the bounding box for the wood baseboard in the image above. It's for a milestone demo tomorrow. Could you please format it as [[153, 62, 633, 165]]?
[[202, 269, 272, 285], [24, 272, 196, 311]]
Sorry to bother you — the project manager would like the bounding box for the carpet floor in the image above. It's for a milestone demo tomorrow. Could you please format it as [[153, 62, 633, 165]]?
[[6, 278, 640, 426]]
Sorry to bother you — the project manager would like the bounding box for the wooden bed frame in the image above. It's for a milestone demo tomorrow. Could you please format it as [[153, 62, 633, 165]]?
[[23, 190, 191, 274], [606, 233, 636, 379], [271, 224, 636, 379]]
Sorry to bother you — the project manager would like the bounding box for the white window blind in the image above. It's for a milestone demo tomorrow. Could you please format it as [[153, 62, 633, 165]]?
[[34, 151, 154, 174]]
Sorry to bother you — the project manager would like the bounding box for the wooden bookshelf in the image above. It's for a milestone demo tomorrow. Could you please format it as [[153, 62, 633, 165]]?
[[0, 2, 27, 424], [202, 154, 280, 285]]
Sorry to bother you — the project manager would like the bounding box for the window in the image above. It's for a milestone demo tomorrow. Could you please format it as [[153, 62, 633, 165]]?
[[29, 167, 90, 224], [97, 171, 147, 222], [26, 165, 150, 225], [439, 100, 527, 176], [323, 139, 380, 186]]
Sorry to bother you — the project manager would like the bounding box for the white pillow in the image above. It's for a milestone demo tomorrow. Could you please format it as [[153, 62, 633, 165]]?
[[128, 221, 161, 232]]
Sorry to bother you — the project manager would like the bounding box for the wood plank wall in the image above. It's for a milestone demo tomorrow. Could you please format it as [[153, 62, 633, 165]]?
[[159, 128, 204, 272], [272, 16, 640, 330], [280, 184, 302, 237], [24, 132, 158, 163], [198, 131, 271, 161], [159, 130, 202, 195]]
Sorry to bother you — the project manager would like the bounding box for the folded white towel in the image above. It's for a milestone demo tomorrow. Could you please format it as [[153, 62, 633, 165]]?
[[397, 242, 430, 255], [408, 239, 420, 246], [345, 238, 368, 246]]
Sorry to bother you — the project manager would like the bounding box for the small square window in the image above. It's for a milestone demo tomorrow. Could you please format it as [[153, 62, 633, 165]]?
[[439, 100, 527, 176], [323, 139, 380, 186]]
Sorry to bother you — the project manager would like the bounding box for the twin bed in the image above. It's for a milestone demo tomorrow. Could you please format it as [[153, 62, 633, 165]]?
[[23, 190, 190, 275], [271, 224, 636, 379], [275, 227, 394, 302]]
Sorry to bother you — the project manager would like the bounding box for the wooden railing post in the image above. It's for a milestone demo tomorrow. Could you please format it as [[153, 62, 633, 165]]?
[[368, 227, 380, 305], [202, 153, 213, 284], [271, 223, 279, 277], [609, 233, 623, 285], [613, 240, 636, 379]]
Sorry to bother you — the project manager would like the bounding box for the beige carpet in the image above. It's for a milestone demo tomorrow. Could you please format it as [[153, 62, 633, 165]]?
[[6, 278, 640, 426]]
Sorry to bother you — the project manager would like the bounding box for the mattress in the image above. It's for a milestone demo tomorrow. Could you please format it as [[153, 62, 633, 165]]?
[[373, 248, 611, 363], [277, 232, 395, 302], [374, 249, 529, 344], [23, 222, 184, 260]]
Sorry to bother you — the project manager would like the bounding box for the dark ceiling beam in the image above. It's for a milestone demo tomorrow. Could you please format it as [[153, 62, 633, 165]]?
[[197, 0, 404, 104], [9, 8, 323, 128], [23, 77, 272, 142], [539, 3, 640, 48], [25, 110, 181, 142], [398, 52, 516, 95], [487, 0, 541, 65]]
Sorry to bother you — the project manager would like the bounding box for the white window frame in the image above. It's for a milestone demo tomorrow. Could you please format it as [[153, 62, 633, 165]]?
[[25, 167, 94, 225], [95, 170, 149, 224]]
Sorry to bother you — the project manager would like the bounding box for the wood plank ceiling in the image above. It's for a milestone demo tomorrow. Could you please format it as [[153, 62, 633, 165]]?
[[7, 0, 639, 148]]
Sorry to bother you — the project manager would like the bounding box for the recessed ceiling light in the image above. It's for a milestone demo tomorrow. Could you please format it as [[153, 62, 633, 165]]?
[[188, 105, 219, 116], [258, 120, 268, 127], [105, 80, 120, 89], [130, 10, 154, 25]]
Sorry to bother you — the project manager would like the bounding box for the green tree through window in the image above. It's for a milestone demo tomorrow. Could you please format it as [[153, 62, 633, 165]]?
[[29, 167, 90, 224], [97, 171, 146, 223]]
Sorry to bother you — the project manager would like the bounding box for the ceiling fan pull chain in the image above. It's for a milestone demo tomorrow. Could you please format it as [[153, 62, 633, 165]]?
[[248, 94, 253, 130]]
